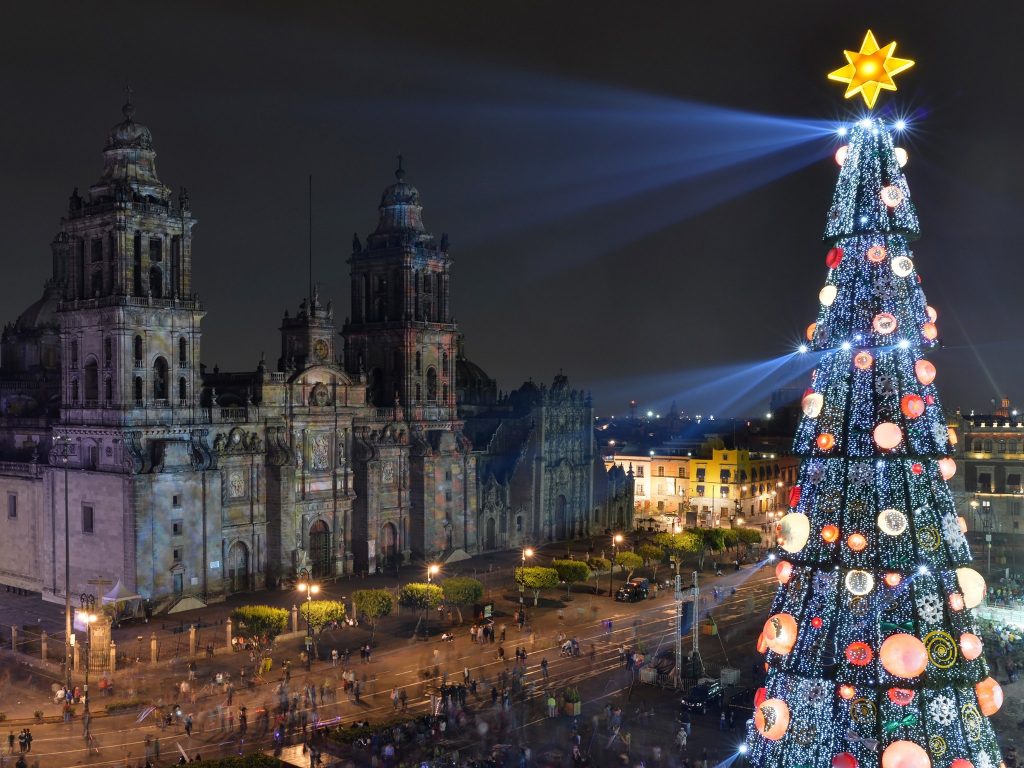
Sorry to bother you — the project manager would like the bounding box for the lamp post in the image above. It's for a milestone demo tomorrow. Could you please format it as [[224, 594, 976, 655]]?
[[78, 594, 97, 716], [297, 568, 319, 670], [609, 533, 623, 598], [54, 435, 73, 692], [519, 547, 534, 605], [425, 563, 440, 638]]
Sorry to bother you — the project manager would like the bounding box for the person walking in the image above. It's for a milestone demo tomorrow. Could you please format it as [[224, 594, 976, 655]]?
[[6, 733, 12, 755], [541, 657, 549, 681]]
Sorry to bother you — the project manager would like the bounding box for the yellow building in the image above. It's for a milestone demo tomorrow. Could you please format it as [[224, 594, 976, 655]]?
[[688, 448, 799, 529]]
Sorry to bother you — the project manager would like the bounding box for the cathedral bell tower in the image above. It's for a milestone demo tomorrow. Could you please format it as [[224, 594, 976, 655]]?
[[58, 94, 204, 425], [342, 159, 456, 415]]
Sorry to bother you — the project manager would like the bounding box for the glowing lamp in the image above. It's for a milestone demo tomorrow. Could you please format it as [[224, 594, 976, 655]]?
[[811, 616, 823, 629], [915, 359, 936, 385], [838, 684, 856, 700], [821, 524, 840, 543], [826, 247, 844, 269], [833, 754, 859, 768], [778, 513, 810, 553], [957, 516, 968, 533], [817, 433, 836, 451], [845, 569, 875, 596], [873, 312, 898, 335], [802, 392, 824, 418], [975, 677, 1003, 716], [878, 509, 908, 536], [938, 457, 956, 480], [891, 256, 914, 277], [763, 613, 798, 655], [948, 428, 958, 446], [756, 631, 768, 654], [884, 572, 902, 587], [754, 687, 767, 709], [900, 394, 925, 419], [956, 567, 986, 608], [879, 633, 928, 678], [775, 560, 793, 584], [959, 632, 983, 661], [754, 698, 790, 741], [866, 244, 888, 263], [894, 147, 908, 167], [845, 641, 873, 667], [806, 323, 817, 342], [926, 305, 937, 322], [881, 740, 931, 768], [846, 533, 867, 552], [949, 761, 973, 768], [949, 593, 965, 612], [874, 422, 903, 450], [881, 185, 904, 207], [853, 351, 873, 370], [835, 145, 849, 166], [819, 285, 838, 307], [887, 688, 915, 706]]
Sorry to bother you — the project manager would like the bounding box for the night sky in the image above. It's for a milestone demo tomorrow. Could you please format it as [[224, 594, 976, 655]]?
[[1, 2, 1021, 417]]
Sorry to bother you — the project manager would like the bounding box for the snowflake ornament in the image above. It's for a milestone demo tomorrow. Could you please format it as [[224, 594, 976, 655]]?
[[873, 273, 898, 301], [848, 463, 874, 488], [975, 753, 994, 768], [875, 374, 897, 397], [927, 694, 956, 726], [807, 463, 825, 486], [916, 593, 943, 624], [931, 421, 949, 448], [807, 680, 827, 703], [941, 514, 967, 550]]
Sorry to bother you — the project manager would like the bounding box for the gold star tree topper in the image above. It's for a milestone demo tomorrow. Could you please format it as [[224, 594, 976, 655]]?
[[828, 30, 914, 109]]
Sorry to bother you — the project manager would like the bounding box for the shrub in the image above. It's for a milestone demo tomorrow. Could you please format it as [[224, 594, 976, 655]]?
[[230, 605, 289, 641], [105, 698, 147, 714], [441, 577, 484, 623], [352, 589, 393, 643]]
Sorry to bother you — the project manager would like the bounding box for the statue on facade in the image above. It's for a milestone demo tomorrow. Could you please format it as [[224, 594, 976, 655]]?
[[213, 433, 226, 453]]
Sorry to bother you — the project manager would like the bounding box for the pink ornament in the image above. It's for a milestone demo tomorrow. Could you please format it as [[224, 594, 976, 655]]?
[[976, 677, 1003, 716], [949, 761, 973, 768], [833, 754, 859, 768], [879, 634, 928, 679], [874, 422, 903, 450], [960, 632, 983, 661], [881, 740, 931, 768], [939, 457, 956, 479]]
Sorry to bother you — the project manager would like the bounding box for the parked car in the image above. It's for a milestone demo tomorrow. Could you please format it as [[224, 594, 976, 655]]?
[[680, 677, 723, 714], [616, 577, 650, 602]]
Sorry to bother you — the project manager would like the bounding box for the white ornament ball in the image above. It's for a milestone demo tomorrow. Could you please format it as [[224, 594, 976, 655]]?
[[845, 569, 875, 596], [819, 285, 838, 307], [835, 145, 849, 166], [894, 147, 908, 167], [878, 509, 908, 536], [881, 185, 904, 208], [777, 512, 811, 554], [801, 392, 823, 419], [956, 567, 987, 609], [891, 256, 914, 277]]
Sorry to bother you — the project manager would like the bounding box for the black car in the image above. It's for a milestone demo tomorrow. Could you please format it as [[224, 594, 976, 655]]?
[[615, 584, 646, 602], [680, 678, 723, 714]]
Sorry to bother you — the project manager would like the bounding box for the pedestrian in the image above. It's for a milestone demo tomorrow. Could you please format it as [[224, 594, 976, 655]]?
[[546, 694, 557, 718], [185, 714, 193, 737], [6, 732, 12, 755], [399, 689, 408, 711], [500, 624, 507, 642], [719, 709, 727, 731], [541, 657, 549, 680], [23, 731, 31, 754], [331, 649, 338, 667]]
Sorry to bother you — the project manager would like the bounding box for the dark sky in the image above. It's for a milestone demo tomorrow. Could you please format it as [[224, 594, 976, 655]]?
[[1, 2, 1021, 417]]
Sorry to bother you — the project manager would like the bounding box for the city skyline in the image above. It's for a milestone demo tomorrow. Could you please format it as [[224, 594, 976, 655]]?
[[1, 2, 1020, 417]]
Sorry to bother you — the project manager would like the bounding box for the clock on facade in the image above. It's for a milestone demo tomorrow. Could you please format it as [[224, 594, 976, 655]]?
[[313, 338, 329, 360]]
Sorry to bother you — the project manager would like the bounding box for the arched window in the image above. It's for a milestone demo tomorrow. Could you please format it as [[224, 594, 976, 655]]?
[[91, 269, 102, 296], [178, 337, 187, 366], [84, 359, 99, 403], [149, 266, 163, 298], [426, 367, 438, 401], [178, 377, 187, 404], [134, 335, 143, 366], [70, 340, 79, 368], [153, 357, 169, 401], [134, 376, 143, 405], [984, 440, 993, 453], [1010, 440, 1019, 454]]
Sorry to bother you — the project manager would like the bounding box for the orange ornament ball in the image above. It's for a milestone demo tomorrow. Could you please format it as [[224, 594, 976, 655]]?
[[887, 688, 915, 706], [900, 394, 925, 419], [960, 632, 984, 661], [775, 561, 793, 585], [879, 633, 928, 679], [821, 525, 840, 543], [833, 754, 859, 768], [806, 323, 817, 342], [926, 305, 938, 322], [922, 322, 938, 341], [817, 433, 836, 451], [754, 698, 790, 741], [956, 567, 986, 608], [884, 572, 903, 587], [866, 244, 888, 263], [939, 457, 957, 480], [915, 359, 936, 385], [838, 684, 856, 700], [874, 422, 903, 450], [881, 741, 931, 768], [756, 631, 768, 654], [847, 533, 868, 552], [853, 351, 874, 370], [949, 593, 965, 612], [976, 677, 1004, 716], [845, 641, 873, 667], [950, 761, 973, 768], [763, 613, 798, 655]]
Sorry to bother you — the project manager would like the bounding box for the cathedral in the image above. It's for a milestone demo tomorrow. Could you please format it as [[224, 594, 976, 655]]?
[[0, 99, 630, 607]]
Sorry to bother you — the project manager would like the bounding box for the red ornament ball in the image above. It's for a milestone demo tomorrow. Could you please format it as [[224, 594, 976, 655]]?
[[811, 617, 823, 629], [833, 753, 859, 768], [845, 641, 873, 666], [888, 688, 915, 706], [789, 485, 802, 509], [950, 761, 974, 768], [838, 684, 856, 700], [900, 394, 925, 419], [925, 394, 935, 405], [910, 463, 924, 475], [826, 247, 844, 269], [753, 687, 767, 709]]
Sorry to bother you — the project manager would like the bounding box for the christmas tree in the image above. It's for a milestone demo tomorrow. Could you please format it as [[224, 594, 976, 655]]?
[[748, 32, 1004, 768]]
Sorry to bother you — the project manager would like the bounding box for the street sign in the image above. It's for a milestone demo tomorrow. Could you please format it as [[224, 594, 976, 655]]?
[[304, 637, 312, 647]]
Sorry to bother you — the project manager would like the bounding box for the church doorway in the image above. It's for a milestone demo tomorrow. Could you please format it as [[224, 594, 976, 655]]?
[[380, 522, 398, 567], [554, 495, 568, 541], [485, 517, 496, 550], [227, 541, 249, 593], [309, 520, 332, 578]]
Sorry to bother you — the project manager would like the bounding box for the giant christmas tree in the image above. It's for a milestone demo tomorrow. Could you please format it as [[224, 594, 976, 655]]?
[[747, 32, 1005, 768]]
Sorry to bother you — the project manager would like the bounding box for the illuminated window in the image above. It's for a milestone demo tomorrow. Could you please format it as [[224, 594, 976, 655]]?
[[678, 468, 685, 478], [657, 466, 664, 477], [695, 468, 705, 482], [696, 485, 705, 496], [636, 466, 644, 477]]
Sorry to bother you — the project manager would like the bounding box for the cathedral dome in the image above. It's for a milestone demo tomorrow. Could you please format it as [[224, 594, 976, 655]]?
[[13, 283, 61, 333], [105, 99, 153, 151], [374, 160, 425, 234]]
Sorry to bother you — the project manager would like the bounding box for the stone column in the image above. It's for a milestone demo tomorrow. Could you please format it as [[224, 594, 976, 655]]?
[[291, 605, 299, 633], [188, 625, 196, 657], [109, 641, 117, 672], [40, 630, 48, 661], [10, 625, 17, 654], [73, 643, 80, 673], [150, 632, 158, 665], [225, 618, 232, 652]]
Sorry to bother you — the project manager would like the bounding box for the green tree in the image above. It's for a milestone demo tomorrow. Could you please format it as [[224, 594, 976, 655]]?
[[637, 543, 664, 579], [514, 566, 560, 606], [300, 600, 345, 660], [691, 527, 725, 571], [231, 605, 289, 644], [399, 583, 444, 637], [615, 551, 644, 582], [352, 589, 393, 644], [587, 557, 611, 593], [441, 577, 484, 624], [734, 527, 763, 556], [552, 559, 592, 598]]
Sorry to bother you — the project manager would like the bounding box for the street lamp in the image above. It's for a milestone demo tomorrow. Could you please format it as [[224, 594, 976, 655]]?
[[297, 568, 319, 669], [519, 547, 534, 605], [78, 594, 97, 716], [425, 563, 440, 638], [609, 533, 623, 598]]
